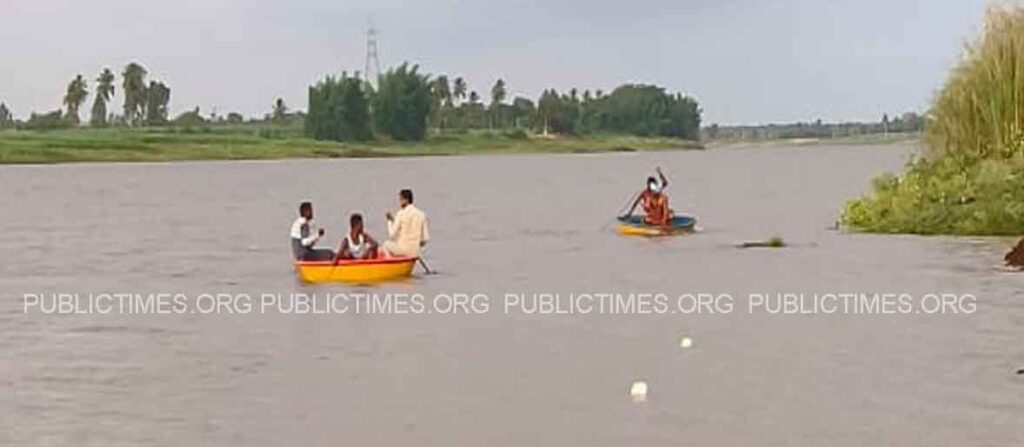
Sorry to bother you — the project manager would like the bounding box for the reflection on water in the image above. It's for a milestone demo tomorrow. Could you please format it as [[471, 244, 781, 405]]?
[[1, 145, 1022, 446]]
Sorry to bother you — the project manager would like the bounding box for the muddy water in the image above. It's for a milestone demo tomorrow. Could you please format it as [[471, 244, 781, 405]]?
[[1, 144, 1021, 446]]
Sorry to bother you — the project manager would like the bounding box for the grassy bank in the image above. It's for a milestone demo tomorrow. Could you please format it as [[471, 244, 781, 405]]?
[[840, 7, 1024, 236], [0, 127, 700, 164]]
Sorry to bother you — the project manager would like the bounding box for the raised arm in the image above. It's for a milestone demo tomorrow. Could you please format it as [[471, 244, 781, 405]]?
[[657, 167, 669, 189]]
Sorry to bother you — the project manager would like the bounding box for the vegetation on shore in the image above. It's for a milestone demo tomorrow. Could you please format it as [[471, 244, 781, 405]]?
[[841, 6, 1024, 235], [0, 59, 703, 163], [306, 63, 702, 143], [704, 113, 924, 143], [0, 126, 697, 164]]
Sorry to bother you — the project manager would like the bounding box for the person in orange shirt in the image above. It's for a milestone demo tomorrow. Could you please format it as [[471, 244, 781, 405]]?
[[622, 167, 673, 226]]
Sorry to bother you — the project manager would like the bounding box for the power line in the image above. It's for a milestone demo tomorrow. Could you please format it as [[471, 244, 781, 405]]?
[[364, 21, 381, 87]]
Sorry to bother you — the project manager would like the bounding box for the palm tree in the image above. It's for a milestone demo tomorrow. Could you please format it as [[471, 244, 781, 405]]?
[[144, 81, 171, 124], [453, 77, 467, 105], [91, 68, 115, 126], [62, 75, 88, 125], [122, 62, 148, 126], [0, 102, 12, 128], [489, 79, 507, 129], [431, 76, 452, 131], [433, 76, 452, 107]]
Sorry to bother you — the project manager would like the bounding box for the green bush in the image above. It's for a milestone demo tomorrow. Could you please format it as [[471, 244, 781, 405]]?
[[503, 128, 529, 140], [841, 7, 1024, 235], [372, 63, 431, 141], [306, 73, 372, 142], [22, 110, 72, 131]]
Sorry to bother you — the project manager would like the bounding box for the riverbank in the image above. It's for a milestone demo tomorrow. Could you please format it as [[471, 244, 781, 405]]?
[[0, 127, 701, 164], [840, 7, 1024, 236], [705, 132, 920, 149]]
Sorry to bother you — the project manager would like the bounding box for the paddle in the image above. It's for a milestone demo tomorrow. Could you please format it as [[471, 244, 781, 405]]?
[[417, 257, 434, 275]]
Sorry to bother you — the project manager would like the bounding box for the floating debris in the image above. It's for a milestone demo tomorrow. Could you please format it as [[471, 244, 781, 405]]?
[[1017, 368, 1023, 375], [630, 381, 648, 402], [679, 336, 693, 349], [738, 235, 786, 249]]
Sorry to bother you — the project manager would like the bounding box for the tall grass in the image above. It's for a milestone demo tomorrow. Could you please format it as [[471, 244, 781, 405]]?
[[842, 6, 1024, 235], [926, 6, 1024, 162]]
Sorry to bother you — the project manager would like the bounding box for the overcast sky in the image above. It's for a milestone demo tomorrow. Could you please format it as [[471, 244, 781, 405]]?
[[0, 0, 986, 124]]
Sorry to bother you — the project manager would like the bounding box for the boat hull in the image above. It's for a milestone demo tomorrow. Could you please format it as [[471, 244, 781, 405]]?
[[617, 215, 696, 236], [294, 256, 417, 283]]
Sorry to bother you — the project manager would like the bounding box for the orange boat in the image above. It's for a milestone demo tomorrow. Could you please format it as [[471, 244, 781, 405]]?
[[293, 256, 418, 283]]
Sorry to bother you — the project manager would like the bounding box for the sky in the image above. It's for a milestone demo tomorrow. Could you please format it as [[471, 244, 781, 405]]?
[[0, 0, 988, 125]]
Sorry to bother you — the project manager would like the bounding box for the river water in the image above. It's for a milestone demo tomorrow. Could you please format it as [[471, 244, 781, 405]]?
[[1, 144, 1021, 446]]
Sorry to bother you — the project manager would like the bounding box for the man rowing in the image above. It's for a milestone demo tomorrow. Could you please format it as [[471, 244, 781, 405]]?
[[622, 167, 673, 226], [382, 189, 430, 258], [290, 201, 335, 261]]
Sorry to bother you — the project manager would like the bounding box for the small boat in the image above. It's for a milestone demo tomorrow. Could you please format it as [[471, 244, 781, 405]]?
[[293, 256, 418, 283], [617, 215, 696, 236]]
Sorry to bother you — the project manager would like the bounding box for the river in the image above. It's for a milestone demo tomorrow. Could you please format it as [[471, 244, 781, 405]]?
[[1, 144, 1021, 446]]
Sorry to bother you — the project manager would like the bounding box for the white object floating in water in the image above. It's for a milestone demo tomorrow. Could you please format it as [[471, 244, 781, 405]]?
[[630, 381, 648, 402], [679, 337, 693, 349]]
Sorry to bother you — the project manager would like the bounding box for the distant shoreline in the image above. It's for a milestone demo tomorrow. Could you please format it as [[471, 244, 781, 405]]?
[[0, 128, 702, 165], [705, 132, 921, 149]]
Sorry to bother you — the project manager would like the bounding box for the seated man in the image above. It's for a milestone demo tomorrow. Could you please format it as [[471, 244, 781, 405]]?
[[623, 167, 673, 226], [290, 201, 335, 261], [334, 213, 379, 261], [381, 189, 430, 258]]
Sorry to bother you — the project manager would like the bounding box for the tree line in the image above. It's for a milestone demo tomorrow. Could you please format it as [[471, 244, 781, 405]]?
[[1, 62, 174, 130], [307, 62, 702, 142], [703, 112, 925, 141]]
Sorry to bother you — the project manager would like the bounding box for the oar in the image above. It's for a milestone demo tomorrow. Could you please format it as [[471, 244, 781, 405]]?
[[601, 192, 640, 232], [417, 257, 435, 275]]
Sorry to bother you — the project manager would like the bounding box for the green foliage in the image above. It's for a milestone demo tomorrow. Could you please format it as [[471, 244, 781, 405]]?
[[144, 81, 171, 125], [841, 156, 1024, 235], [452, 77, 467, 104], [586, 85, 701, 139], [306, 73, 373, 142], [530, 85, 700, 138], [429, 75, 453, 132], [173, 107, 206, 128], [63, 75, 88, 125], [502, 128, 529, 140], [926, 7, 1024, 163], [489, 78, 507, 128], [23, 110, 72, 131], [841, 7, 1024, 235], [372, 63, 432, 141], [706, 113, 924, 141], [90, 68, 115, 127], [510, 97, 535, 129], [0, 103, 13, 129], [0, 126, 695, 164], [122, 62, 148, 126]]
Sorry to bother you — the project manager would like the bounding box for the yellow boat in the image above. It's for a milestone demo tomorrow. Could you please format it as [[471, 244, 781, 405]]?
[[617, 215, 696, 236], [293, 256, 418, 283]]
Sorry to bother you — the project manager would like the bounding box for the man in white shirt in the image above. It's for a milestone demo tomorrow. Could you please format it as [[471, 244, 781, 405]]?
[[290, 201, 334, 261], [382, 189, 430, 258]]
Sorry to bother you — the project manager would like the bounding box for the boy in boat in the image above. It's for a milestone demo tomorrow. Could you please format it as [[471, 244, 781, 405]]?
[[382, 189, 430, 258], [334, 213, 379, 261], [290, 201, 335, 261], [622, 167, 673, 226]]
